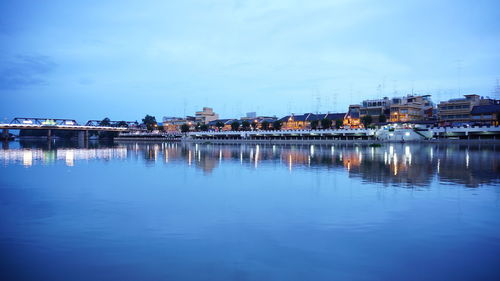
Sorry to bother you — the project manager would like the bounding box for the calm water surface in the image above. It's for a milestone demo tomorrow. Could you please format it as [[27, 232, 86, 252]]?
[[1, 141, 499, 281]]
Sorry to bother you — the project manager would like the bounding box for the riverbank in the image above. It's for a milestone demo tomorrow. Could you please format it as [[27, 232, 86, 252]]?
[[182, 138, 500, 145], [115, 136, 181, 141]]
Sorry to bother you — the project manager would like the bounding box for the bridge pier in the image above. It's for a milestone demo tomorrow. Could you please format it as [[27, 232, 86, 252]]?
[[2, 129, 8, 140], [78, 130, 89, 144], [47, 129, 52, 140], [78, 131, 90, 148]]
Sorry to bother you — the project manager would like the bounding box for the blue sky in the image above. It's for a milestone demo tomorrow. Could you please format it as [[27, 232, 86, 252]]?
[[1, 0, 499, 123]]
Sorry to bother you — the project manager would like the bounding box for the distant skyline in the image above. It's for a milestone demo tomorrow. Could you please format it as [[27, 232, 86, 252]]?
[[1, 0, 499, 123]]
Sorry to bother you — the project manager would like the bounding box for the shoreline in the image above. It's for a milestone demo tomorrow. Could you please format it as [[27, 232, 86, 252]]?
[[113, 138, 500, 145]]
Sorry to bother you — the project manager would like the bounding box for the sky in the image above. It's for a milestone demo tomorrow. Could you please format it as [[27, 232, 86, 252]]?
[[1, 0, 499, 123]]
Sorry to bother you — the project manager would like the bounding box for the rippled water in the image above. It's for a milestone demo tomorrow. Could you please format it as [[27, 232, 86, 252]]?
[[1, 140, 499, 281]]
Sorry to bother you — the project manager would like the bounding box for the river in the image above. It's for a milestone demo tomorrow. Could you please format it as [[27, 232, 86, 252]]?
[[1, 141, 499, 280]]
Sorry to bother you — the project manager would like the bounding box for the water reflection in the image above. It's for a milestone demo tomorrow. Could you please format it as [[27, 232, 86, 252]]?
[[1, 141, 499, 187]]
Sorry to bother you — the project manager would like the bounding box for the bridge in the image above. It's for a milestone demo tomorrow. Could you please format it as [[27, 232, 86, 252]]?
[[1, 117, 138, 140]]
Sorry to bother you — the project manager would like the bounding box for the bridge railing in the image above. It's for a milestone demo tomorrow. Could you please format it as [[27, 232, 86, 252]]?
[[85, 120, 139, 128], [10, 117, 79, 126]]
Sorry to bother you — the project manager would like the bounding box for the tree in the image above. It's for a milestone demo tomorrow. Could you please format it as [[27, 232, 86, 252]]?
[[335, 119, 343, 129], [272, 120, 282, 130], [231, 121, 240, 131], [195, 122, 202, 131], [100, 117, 111, 126], [157, 124, 164, 132], [379, 114, 387, 123], [241, 120, 250, 131], [261, 121, 270, 130], [361, 115, 373, 128], [200, 124, 209, 131], [142, 115, 157, 131], [321, 118, 332, 129], [116, 121, 128, 128], [215, 121, 225, 131], [180, 123, 190, 133], [251, 120, 258, 130], [310, 119, 319, 130]]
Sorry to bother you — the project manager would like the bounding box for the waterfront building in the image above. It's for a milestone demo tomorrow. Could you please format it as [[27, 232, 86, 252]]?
[[195, 107, 219, 124], [359, 97, 392, 123], [470, 103, 500, 126], [343, 105, 361, 128], [245, 112, 257, 119], [438, 95, 495, 125], [163, 116, 196, 132], [279, 113, 317, 130], [207, 119, 238, 131], [245, 116, 278, 130], [279, 113, 345, 130], [357, 95, 434, 124], [389, 95, 434, 123]]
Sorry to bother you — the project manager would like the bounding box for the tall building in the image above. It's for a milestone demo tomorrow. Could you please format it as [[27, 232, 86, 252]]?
[[359, 97, 392, 122], [438, 95, 495, 125], [389, 95, 434, 123], [357, 95, 435, 124], [195, 107, 219, 124]]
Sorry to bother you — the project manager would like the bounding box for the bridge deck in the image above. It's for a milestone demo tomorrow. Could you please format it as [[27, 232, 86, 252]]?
[[0, 124, 128, 132]]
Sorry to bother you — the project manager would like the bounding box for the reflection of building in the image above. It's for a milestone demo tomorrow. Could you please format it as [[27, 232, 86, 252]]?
[[438, 95, 495, 125], [195, 107, 219, 124]]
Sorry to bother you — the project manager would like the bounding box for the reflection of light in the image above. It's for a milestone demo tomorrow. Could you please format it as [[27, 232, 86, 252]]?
[[219, 149, 222, 162], [405, 146, 411, 166], [310, 145, 314, 157], [384, 151, 388, 165], [389, 145, 394, 155], [331, 146, 334, 155], [288, 154, 292, 171], [437, 159, 440, 173], [240, 151, 243, 164], [165, 150, 169, 163], [23, 150, 32, 167], [393, 154, 398, 175], [347, 161, 351, 171], [65, 150, 74, 166], [188, 150, 192, 166], [466, 150, 469, 168], [405, 132, 410, 136], [430, 148, 433, 161], [255, 145, 260, 168]]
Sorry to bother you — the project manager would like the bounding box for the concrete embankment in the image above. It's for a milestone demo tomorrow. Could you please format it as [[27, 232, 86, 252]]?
[[114, 137, 181, 141], [181, 138, 500, 145]]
